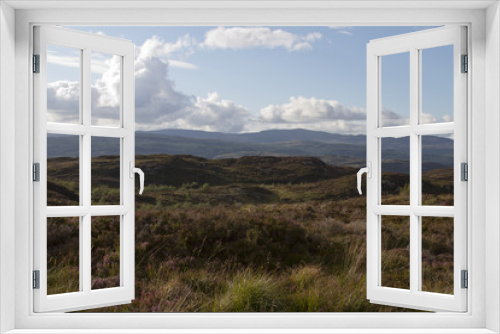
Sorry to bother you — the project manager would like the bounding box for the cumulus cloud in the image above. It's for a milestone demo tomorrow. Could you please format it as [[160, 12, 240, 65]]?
[[252, 96, 367, 134], [133, 39, 252, 131], [421, 112, 454, 124], [380, 110, 453, 126], [135, 35, 198, 69], [46, 38, 413, 134], [91, 54, 122, 126], [47, 54, 122, 125], [421, 112, 437, 124], [47, 81, 80, 123], [202, 27, 322, 52], [47, 36, 251, 132], [380, 108, 409, 127], [259, 96, 365, 123], [442, 114, 453, 122], [186, 93, 251, 132], [47, 29, 386, 134]]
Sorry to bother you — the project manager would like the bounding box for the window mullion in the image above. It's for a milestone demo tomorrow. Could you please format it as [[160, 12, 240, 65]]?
[[82, 47, 92, 294], [409, 47, 420, 294], [78, 48, 85, 293]]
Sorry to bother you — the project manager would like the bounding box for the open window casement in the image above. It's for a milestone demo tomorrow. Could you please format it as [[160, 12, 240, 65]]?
[[33, 26, 140, 312], [362, 26, 467, 312]]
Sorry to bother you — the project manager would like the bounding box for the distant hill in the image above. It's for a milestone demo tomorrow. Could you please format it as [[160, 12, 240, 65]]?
[[47, 128, 454, 171], [47, 153, 453, 208], [148, 128, 367, 145]]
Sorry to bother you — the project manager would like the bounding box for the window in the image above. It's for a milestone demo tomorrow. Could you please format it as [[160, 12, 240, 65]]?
[[364, 26, 467, 312], [35, 24, 467, 314], [5, 3, 493, 332], [33, 26, 141, 312]]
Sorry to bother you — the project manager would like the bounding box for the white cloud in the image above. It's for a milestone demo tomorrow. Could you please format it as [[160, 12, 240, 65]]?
[[47, 35, 250, 132], [133, 42, 195, 128], [90, 54, 121, 126], [259, 96, 365, 123], [253, 96, 367, 134], [202, 27, 322, 52], [188, 92, 251, 132], [47, 33, 383, 135], [138, 35, 196, 60], [47, 54, 122, 125], [329, 26, 354, 35], [337, 30, 353, 36], [135, 35, 197, 70], [47, 81, 80, 123], [47, 54, 80, 70], [421, 112, 438, 124], [135, 92, 251, 132], [167, 60, 198, 70], [379, 108, 409, 127], [442, 114, 453, 122]]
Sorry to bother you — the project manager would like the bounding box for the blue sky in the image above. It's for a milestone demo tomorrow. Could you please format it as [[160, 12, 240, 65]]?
[[46, 26, 453, 133]]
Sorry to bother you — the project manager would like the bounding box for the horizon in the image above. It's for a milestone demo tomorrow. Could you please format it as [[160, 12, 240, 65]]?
[[48, 127, 453, 140]]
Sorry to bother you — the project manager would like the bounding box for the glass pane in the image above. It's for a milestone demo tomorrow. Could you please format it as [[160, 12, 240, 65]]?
[[421, 134, 454, 206], [91, 52, 121, 127], [421, 217, 454, 294], [46, 44, 81, 124], [47, 134, 80, 206], [421, 45, 454, 124], [91, 216, 120, 290], [380, 52, 410, 127], [381, 137, 410, 205], [47, 217, 80, 295], [381, 215, 410, 290], [91, 137, 121, 205]]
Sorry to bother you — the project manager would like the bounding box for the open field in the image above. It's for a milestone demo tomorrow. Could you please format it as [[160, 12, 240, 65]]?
[[46, 154, 454, 312]]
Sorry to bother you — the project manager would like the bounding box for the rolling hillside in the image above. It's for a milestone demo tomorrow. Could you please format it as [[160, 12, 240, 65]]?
[[47, 129, 454, 172]]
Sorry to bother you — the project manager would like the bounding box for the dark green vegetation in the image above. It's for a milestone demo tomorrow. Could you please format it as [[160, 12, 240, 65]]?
[[46, 151, 454, 312]]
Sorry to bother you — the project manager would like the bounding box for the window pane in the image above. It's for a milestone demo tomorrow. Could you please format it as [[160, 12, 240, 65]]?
[[421, 217, 454, 294], [91, 52, 121, 127], [91, 216, 120, 290], [381, 137, 410, 205], [47, 217, 80, 295], [46, 44, 80, 124], [421, 45, 454, 124], [421, 134, 454, 206], [47, 134, 80, 206], [380, 52, 410, 127], [381, 215, 410, 290], [91, 137, 121, 205]]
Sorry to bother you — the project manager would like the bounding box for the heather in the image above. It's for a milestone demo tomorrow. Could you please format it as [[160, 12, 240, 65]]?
[[46, 154, 453, 312]]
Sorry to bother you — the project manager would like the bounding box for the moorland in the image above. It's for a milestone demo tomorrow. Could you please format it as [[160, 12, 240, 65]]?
[[46, 129, 454, 312]]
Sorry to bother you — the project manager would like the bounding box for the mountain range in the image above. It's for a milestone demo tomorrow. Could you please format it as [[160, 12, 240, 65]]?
[[47, 128, 454, 172]]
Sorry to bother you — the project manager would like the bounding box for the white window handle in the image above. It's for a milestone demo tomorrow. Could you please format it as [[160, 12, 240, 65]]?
[[129, 162, 145, 195], [357, 162, 371, 195]]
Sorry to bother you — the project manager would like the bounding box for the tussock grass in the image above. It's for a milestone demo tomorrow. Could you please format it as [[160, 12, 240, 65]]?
[[45, 155, 452, 312]]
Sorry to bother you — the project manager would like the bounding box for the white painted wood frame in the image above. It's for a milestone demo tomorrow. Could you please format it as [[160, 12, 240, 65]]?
[[366, 26, 467, 312], [32, 26, 135, 313], [5, 3, 493, 333]]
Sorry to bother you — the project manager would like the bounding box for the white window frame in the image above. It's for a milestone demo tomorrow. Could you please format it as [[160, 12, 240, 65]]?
[[33, 25, 136, 313], [366, 26, 467, 312], [1, 1, 499, 333]]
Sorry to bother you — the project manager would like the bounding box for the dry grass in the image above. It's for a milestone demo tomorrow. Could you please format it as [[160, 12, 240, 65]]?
[[45, 155, 453, 312]]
